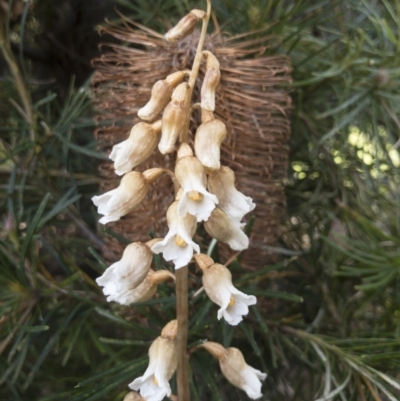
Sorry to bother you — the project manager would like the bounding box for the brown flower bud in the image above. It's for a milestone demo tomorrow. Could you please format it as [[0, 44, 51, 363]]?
[[159, 83, 190, 154], [194, 116, 227, 171], [138, 71, 188, 121], [201, 51, 221, 111], [165, 9, 206, 43], [204, 208, 249, 251], [193, 253, 214, 271]]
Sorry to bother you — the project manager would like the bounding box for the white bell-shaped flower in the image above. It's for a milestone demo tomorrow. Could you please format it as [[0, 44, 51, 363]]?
[[199, 342, 267, 400], [129, 320, 178, 401], [175, 143, 218, 222], [152, 201, 200, 269], [208, 166, 255, 226], [96, 241, 154, 303], [194, 255, 256, 325], [92, 168, 164, 224], [115, 269, 175, 305], [109, 121, 161, 176], [204, 208, 249, 251]]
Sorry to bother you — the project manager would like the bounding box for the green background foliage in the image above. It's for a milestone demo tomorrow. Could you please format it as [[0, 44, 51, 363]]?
[[1, 0, 400, 400]]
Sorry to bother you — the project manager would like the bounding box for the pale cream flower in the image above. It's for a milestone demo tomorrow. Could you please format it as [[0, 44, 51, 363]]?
[[194, 256, 256, 325], [175, 144, 218, 222], [129, 320, 178, 401], [109, 121, 161, 176], [200, 51, 220, 112], [110, 269, 175, 305], [92, 169, 164, 224], [204, 208, 249, 251], [208, 166, 255, 226], [199, 342, 267, 400], [165, 9, 205, 42], [194, 110, 226, 172], [96, 241, 153, 303], [152, 201, 200, 269]]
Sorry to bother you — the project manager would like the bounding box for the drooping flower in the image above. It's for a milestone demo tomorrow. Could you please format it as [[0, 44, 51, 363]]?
[[152, 201, 200, 269], [159, 83, 189, 154], [129, 320, 178, 401], [109, 120, 161, 176], [199, 342, 267, 399], [194, 109, 226, 172], [204, 208, 249, 251], [194, 254, 256, 325], [175, 143, 218, 222], [96, 241, 156, 303], [200, 51, 221, 112], [123, 392, 145, 401], [138, 71, 188, 121], [92, 168, 164, 224], [109, 269, 175, 305], [208, 166, 255, 226], [165, 9, 205, 43]]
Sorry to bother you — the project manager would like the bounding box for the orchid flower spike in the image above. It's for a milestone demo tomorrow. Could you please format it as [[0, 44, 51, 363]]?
[[109, 120, 161, 176], [151, 201, 200, 269], [204, 208, 249, 251], [175, 143, 218, 222], [199, 342, 267, 399], [194, 254, 256, 325], [96, 240, 159, 304], [92, 168, 164, 224], [129, 320, 178, 401], [208, 166, 255, 226]]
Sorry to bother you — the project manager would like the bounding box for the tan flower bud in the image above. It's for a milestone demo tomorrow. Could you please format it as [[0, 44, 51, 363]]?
[[138, 71, 188, 121], [161, 319, 178, 340], [165, 9, 206, 43], [109, 121, 161, 176], [177, 142, 194, 159], [142, 167, 166, 183], [159, 83, 190, 154], [201, 51, 221, 111], [123, 391, 144, 401], [199, 343, 267, 399], [194, 116, 227, 171], [92, 171, 150, 224], [204, 208, 249, 251], [193, 253, 214, 271]]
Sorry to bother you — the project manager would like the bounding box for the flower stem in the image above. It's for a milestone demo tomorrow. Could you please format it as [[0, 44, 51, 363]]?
[[176, 4, 212, 400], [179, 0, 212, 144]]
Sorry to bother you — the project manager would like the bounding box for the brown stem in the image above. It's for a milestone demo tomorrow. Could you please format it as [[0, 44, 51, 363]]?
[[175, 265, 189, 401], [179, 0, 212, 144]]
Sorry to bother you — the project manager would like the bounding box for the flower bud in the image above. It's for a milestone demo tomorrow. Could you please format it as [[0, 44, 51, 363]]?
[[196, 258, 256, 325], [151, 201, 200, 269], [175, 144, 218, 222], [123, 392, 144, 401], [208, 166, 255, 225], [159, 83, 190, 154], [129, 320, 178, 401], [138, 71, 188, 121], [194, 114, 227, 171], [165, 9, 206, 43], [110, 269, 175, 305], [193, 253, 214, 271], [204, 208, 249, 251], [201, 51, 221, 111], [200, 342, 267, 399], [109, 121, 161, 176], [92, 171, 150, 224], [96, 242, 153, 303]]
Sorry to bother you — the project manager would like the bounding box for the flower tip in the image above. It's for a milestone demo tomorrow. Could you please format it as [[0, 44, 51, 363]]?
[[161, 319, 178, 340], [194, 253, 214, 271]]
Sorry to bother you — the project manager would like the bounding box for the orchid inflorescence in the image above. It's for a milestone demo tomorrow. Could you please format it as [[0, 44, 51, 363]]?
[[92, 2, 267, 400]]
